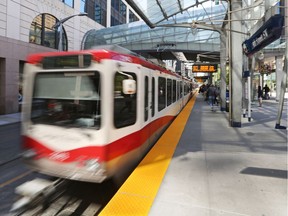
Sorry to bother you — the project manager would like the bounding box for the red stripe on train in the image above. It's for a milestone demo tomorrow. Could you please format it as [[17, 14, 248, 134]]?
[[22, 116, 175, 163]]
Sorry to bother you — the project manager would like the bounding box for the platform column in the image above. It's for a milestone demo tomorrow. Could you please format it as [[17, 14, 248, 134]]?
[[275, 56, 284, 101], [229, 0, 243, 127]]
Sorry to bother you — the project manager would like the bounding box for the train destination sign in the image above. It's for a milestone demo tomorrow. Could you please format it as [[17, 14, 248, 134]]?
[[242, 14, 284, 56], [192, 63, 218, 73]]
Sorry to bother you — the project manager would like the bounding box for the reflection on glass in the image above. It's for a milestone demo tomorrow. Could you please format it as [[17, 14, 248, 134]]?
[[114, 71, 137, 128], [31, 72, 101, 129], [29, 13, 67, 50]]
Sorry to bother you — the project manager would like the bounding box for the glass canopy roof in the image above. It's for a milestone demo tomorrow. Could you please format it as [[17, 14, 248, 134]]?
[[82, 0, 285, 63], [124, 0, 228, 28], [82, 1, 228, 62]]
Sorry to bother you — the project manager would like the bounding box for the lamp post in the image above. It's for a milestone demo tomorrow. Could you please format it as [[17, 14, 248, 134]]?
[[53, 12, 88, 51]]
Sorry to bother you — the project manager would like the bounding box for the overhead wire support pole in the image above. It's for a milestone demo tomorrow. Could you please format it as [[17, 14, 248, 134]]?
[[53, 13, 87, 51]]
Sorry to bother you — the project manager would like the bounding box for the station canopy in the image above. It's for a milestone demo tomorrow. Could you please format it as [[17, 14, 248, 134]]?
[[82, 0, 285, 63], [82, 0, 229, 62]]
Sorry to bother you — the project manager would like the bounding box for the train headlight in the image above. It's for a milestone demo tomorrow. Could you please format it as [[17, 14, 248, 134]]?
[[22, 149, 37, 159], [85, 159, 100, 171]]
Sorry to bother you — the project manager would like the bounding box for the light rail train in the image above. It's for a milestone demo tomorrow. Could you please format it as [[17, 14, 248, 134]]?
[[21, 46, 196, 183]]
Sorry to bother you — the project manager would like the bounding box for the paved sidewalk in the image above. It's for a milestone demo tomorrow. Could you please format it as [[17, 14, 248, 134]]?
[[150, 93, 287, 216]]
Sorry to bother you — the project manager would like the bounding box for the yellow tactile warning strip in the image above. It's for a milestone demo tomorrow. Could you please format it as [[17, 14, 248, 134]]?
[[99, 93, 197, 216]]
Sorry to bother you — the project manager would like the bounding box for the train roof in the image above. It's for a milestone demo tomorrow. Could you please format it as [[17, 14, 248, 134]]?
[[26, 47, 181, 78]]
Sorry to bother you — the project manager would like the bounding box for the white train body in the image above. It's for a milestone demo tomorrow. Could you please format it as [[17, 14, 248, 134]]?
[[21, 48, 194, 183]]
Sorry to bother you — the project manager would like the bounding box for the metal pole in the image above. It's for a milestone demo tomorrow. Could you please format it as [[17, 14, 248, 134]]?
[[247, 71, 252, 121], [248, 56, 256, 122], [58, 23, 63, 51], [53, 13, 87, 51]]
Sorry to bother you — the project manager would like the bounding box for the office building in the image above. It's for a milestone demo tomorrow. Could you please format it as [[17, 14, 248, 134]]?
[[0, 0, 140, 114]]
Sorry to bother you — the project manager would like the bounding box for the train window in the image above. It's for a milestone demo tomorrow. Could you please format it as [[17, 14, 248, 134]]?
[[114, 71, 137, 128], [158, 77, 166, 111], [167, 79, 172, 106], [31, 72, 101, 129], [152, 77, 155, 117], [172, 80, 176, 102], [144, 76, 148, 121]]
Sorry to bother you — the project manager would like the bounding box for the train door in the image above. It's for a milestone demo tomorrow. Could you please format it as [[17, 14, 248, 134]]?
[[177, 79, 182, 112], [143, 70, 155, 147]]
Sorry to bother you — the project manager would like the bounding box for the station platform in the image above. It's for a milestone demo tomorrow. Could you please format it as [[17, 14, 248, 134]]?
[[99, 92, 287, 216]]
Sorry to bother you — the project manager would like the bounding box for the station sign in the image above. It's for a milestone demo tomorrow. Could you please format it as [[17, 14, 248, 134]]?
[[192, 63, 218, 73], [242, 14, 284, 57]]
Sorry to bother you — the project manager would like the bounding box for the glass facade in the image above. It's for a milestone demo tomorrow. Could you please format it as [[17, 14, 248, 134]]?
[[129, 10, 139, 23], [81, 0, 107, 26], [80, 0, 139, 27], [111, 0, 126, 26]]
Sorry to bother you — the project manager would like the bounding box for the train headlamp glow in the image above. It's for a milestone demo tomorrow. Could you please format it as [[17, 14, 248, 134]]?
[[85, 159, 100, 171]]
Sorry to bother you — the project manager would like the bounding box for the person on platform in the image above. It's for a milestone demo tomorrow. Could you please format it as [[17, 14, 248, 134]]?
[[258, 86, 263, 107], [263, 84, 270, 99], [207, 84, 217, 110]]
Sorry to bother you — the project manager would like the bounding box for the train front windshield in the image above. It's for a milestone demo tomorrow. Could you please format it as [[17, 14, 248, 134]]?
[[31, 72, 101, 129]]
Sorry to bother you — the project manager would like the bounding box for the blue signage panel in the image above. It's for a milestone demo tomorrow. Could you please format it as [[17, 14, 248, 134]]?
[[242, 14, 284, 56]]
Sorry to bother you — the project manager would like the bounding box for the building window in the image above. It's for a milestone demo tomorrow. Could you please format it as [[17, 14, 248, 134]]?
[[111, 0, 126, 26], [80, 0, 85, 12], [29, 13, 68, 51], [62, 0, 74, 8], [111, 0, 120, 10], [129, 10, 139, 22], [120, 1, 126, 16], [81, 0, 107, 26]]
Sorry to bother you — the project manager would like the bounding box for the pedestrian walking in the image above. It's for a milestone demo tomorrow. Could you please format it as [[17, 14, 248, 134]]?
[[207, 84, 217, 111], [258, 86, 263, 107]]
